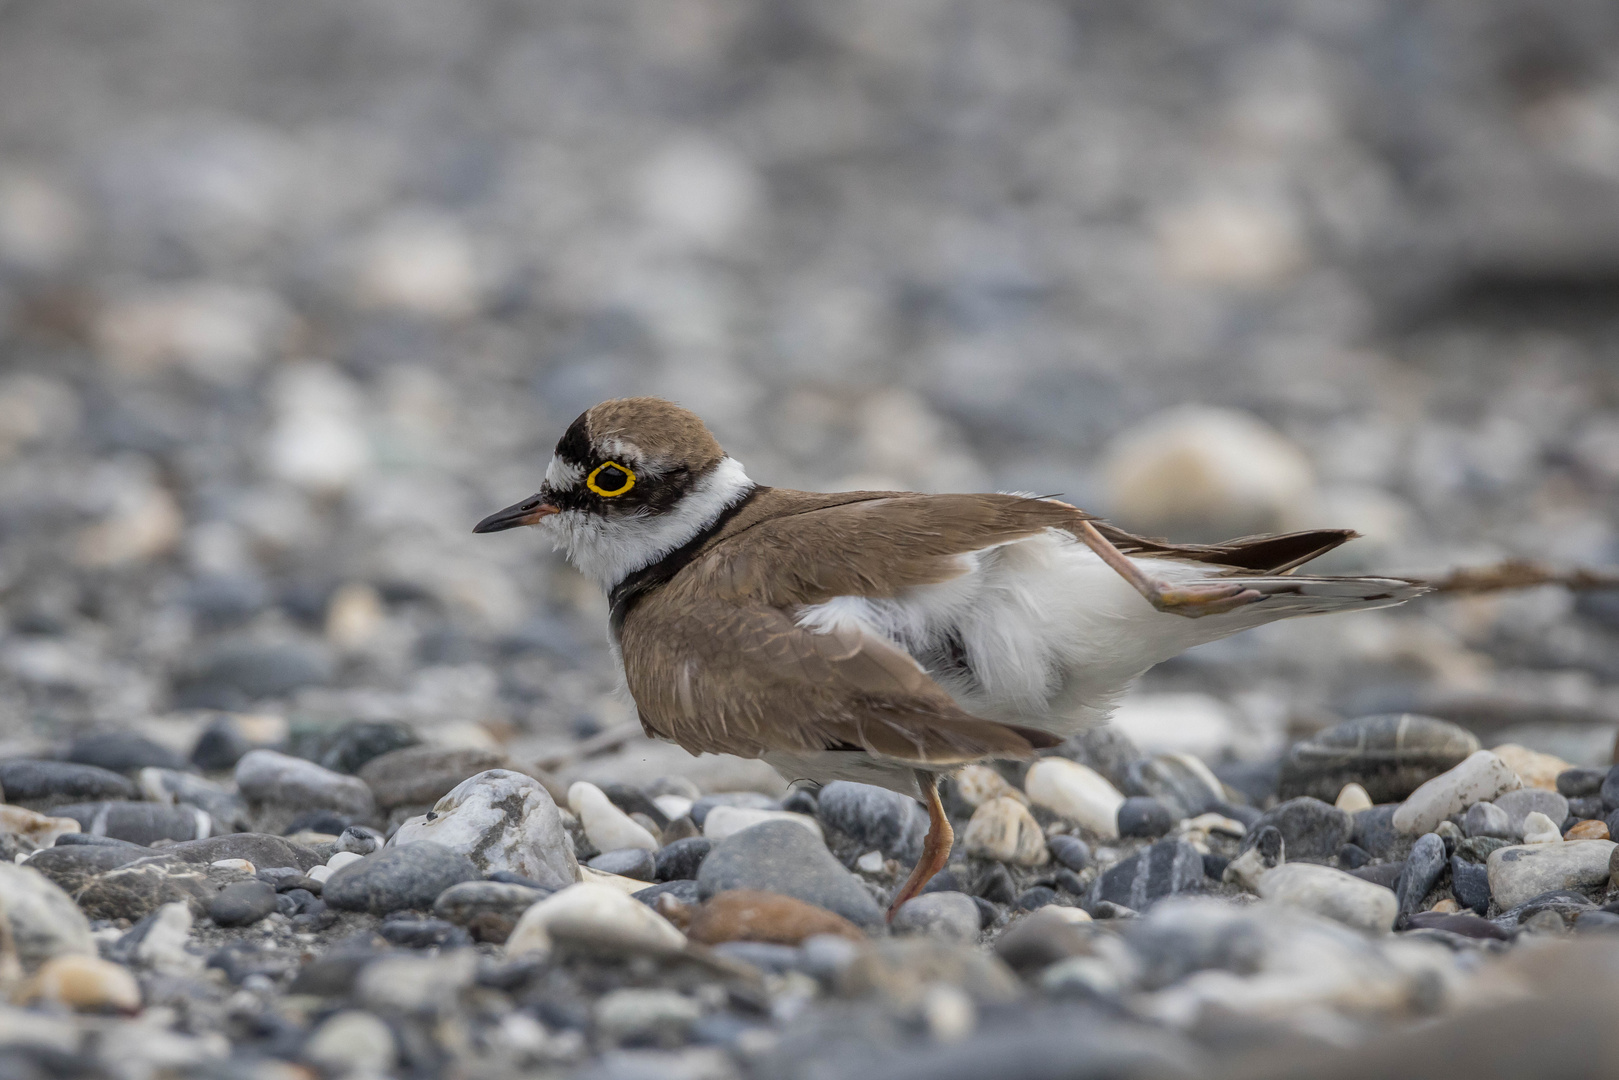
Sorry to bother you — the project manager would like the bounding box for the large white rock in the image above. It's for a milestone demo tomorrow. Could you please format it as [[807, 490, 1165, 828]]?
[[1256, 863, 1398, 934], [1025, 759, 1124, 839], [1487, 840, 1617, 909], [505, 883, 685, 959], [703, 807, 822, 843], [568, 781, 659, 853], [393, 769, 579, 890], [0, 863, 93, 971], [962, 797, 1049, 866], [1391, 750, 1521, 835]]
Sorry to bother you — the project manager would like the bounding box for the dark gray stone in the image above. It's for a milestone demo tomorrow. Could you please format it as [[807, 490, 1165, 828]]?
[[1239, 798, 1352, 863], [433, 880, 546, 943], [654, 837, 712, 882], [1456, 836, 1511, 864], [1567, 796, 1606, 822], [1089, 839, 1204, 910], [65, 733, 189, 774], [688, 792, 778, 828], [190, 715, 256, 772], [1602, 766, 1619, 813], [141, 769, 252, 833], [1450, 856, 1491, 915], [1352, 805, 1404, 859], [1123, 756, 1221, 817], [1117, 797, 1175, 838], [0, 760, 136, 809], [318, 720, 420, 775], [324, 842, 479, 914], [588, 848, 655, 880], [27, 844, 152, 894], [816, 781, 928, 862], [173, 640, 334, 709], [378, 915, 471, 948], [75, 855, 239, 921], [53, 802, 209, 845], [697, 820, 883, 927], [1338, 843, 1372, 869], [1277, 714, 1480, 804], [599, 783, 670, 830], [1495, 789, 1570, 836], [973, 862, 1016, 905], [1211, 760, 1279, 808], [632, 880, 701, 907], [357, 745, 512, 810], [1396, 833, 1447, 914], [1015, 886, 1059, 911], [1405, 910, 1510, 939], [163, 834, 324, 871], [210, 879, 277, 926], [1557, 768, 1607, 798], [1348, 860, 1405, 889], [1048, 835, 1090, 872]]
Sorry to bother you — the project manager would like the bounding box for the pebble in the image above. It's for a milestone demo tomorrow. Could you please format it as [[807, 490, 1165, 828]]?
[[433, 880, 547, 943], [0, 805, 81, 849], [599, 783, 672, 829], [317, 719, 420, 775], [356, 948, 478, 1011], [234, 749, 376, 823], [993, 906, 1099, 974], [24, 953, 141, 1012], [71, 855, 226, 922], [1238, 798, 1351, 863], [654, 837, 712, 882], [952, 765, 1028, 809], [1334, 783, 1373, 813], [1463, 801, 1513, 839], [1351, 805, 1403, 859], [1391, 751, 1522, 835], [358, 745, 512, 810], [1405, 910, 1511, 940], [1223, 826, 1283, 892], [1048, 835, 1091, 872], [1456, 835, 1511, 864], [1489, 743, 1570, 792], [0, 760, 137, 809], [571, 781, 660, 852], [1557, 767, 1607, 798], [393, 769, 579, 889], [688, 792, 778, 827], [1566, 819, 1610, 840], [323, 842, 480, 915], [65, 732, 189, 774], [698, 820, 883, 928], [188, 714, 260, 772], [506, 882, 686, 958], [962, 797, 1049, 866], [891, 892, 982, 941], [1124, 754, 1224, 818], [589, 848, 656, 880], [1024, 759, 1124, 839], [815, 781, 928, 862], [208, 879, 277, 926], [1395, 833, 1446, 914], [683, 889, 865, 945], [163, 833, 323, 871], [0, 862, 94, 969], [1276, 713, 1480, 804], [1486, 839, 1618, 908], [335, 825, 384, 855], [1522, 812, 1564, 844], [137, 768, 250, 832], [1089, 839, 1203, 910], [703, 806, 824, 843], [117, 902, 197, 973], [653, 794, 693, 821], [1117, 797, 1176, 838], [52, 802, 210, 845], [1495, 789, 1570, 838], [595, 988, 701, 1046], [1255, 863, 1398, 933], [303, 1010, 397, 1075]]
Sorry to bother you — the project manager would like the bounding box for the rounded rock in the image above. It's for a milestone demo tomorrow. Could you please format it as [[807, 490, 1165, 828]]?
[[1463, 801, 1513, 840], [698, 821, 883, 928], [1277, 714, 1480, 805], [684, 889, 865, 945], [1495, 789, 1570, 838], [0, 760, 137, 810], [235, 749, 376, 823], [1256, 863, 1398, 933], [393, 769, 578, 889], [433, 880, 546, 944], [1487, 839, 1618, 908], [304, 1010, 396, 1075], [0, 862, 94, 970], [588, 848, 656, 881], [209, 879, 277, 927], [962, 797, 1049, 866], [703, 806, 823, 843], [323, 842, 480, 915], [1117, 797, 1176, 838], [1048, 834, 1091, 872], [816, 781, 928, 862], [1395, 833, 1446, 914], [25, 953, 141, 1012], [1392, 751, 1522, 836], [1025, 759, 1124, 839], [506, 881, 686, 958], [569, 781, 659, 852], [654, 837, 712, 882], [891, 892, 981, 942]]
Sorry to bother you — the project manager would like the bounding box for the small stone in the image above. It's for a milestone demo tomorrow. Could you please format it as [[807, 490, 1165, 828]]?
[[1048, 835, 1091, 872], [235, 749, 376, 826], [1024, 759, 1124, 839], [65, 732, 188, 775], [952, 765, 1028, 809], [1391, 751, 1522, 835], [962, 797, 1049, 866], [117, 902, 197, 973], [1238, 798, 1351, 863], [1338, 843, 1372, 869], [0, 805, 81, 849], [1456, 836, 1511, 864], [52, 802, 209, 846], [993, 906, 1098, 975], [652, 795, 693, 821], [323, 842, 480, 915], [688, 792, 778, 827], [359, 745, 513, 810], [1351, 805, 1402, 859], [1256, 864, 1398, 933], [1569, 796, 1607, 820], [1464, 801, 1513, 839], [1117, 797, 1176, 838], [1406, 910, 1511, 939], [318, 719, 420, 775], [1123, 754, 1224, 818], [683, 889, 865, 945], [1490, 743, 1571, 792], [0, 760, 137, 809], [189, 714, 261, 772], [0, 862, 93, 970], [506, 882, 686, 957], [570, 781, 659, 852], [1521, 812, 1564, 844], [632, 880, 701, 908], [377, 914, 470, 948], [326, 850, 363, 872], [335, 826, 384, 855], [25, 953, 141, 1012], [162, 833, 323, 871], [1487, 839, 1618, 908], [703, 806, 823, 843], [356, 948, 478, 1011], [599, 783, 671, 829], [433, 880, 546, 943], [1395, 833, 1446, 914], [1496, 789, 1570, 838], [209, 879, 277, 926], [654, 837, 712, 882], [1016, 886, 1059, 911], [816, 781, 928, 862], [393, 769, 578, 889], [1223, 826, 1283, 892], [1557, 768, 1607, 798], [973, 862, 1017, 905], [891, 892, 981, 941], [855, 850, 886, 873], [1449, 856, 1491, 915], [589, 848, 656, 881], [1333, 783, 1373, 813], [595, 988, 701, 1046], [1567, 819, 1610, 840], [698, 821, 883, 928], [1276, 713, 1480, 804], [303, 1010, 396, 1075], [138, 768, 250, 832], [660, 817, 700, 843], [1089, 839, 1202, 910]]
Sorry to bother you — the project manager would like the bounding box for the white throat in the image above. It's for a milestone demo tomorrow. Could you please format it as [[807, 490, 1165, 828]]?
[[544, 456, 755, 591]]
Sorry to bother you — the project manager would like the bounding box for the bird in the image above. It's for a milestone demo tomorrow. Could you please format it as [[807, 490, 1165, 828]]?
[[474, 397, 1426, 918]]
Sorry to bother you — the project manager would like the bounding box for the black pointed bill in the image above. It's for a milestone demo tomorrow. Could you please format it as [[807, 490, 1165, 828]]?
[[473, 495, 560, 534]]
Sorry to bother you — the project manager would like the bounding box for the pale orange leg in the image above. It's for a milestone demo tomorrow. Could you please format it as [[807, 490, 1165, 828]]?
[[887, 770, 953, 923], [1075, 520, 1263, 618]]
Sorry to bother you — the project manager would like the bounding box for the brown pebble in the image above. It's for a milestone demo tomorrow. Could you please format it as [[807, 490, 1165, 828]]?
[[685, 890, 865, 945], [1427, 898, 1459, 914], [660, 817, 700, 843], [1565, 819, 1609, 841], [25, 954, 141, 1012]]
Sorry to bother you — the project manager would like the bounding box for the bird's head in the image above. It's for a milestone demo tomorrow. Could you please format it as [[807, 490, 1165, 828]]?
[[473, 397, 754, 589]]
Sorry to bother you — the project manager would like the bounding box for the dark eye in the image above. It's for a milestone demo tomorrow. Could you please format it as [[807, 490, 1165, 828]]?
[[586, 461, 636, 497]]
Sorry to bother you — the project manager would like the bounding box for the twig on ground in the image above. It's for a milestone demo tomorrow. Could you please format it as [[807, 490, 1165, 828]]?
[[1424, 559, 1619, 595]]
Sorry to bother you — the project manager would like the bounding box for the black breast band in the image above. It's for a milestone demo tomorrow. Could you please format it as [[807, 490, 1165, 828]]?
[[607, 486, 763, 638]]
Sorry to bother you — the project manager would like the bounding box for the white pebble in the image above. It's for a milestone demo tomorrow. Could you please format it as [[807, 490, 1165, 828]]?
[[962, 796, 1049, 866], [1334, 783, 1373, 813], [1256, 863, 1397, 934], [307, 865, 334, 883], [326, 850, 364, 871], [652, 794, 693, 821], [1520, 811, 1563, 844], [506, 882, 685, 959], [1025, 759, 1124, 839], [569, 782, 659, 852], [1391, 750, 1521, 835], [703, 806, 822, 843], [855, 850, 886, 874]]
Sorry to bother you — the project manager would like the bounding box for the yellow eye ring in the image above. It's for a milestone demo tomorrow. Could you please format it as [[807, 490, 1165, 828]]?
[[586, 461, 636, 497]]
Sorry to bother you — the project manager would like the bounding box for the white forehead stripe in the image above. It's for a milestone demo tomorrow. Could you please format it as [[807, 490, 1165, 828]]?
[[545, 457, 584, 487]]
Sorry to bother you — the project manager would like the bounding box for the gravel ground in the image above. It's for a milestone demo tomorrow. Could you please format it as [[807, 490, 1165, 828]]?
[[3, 1, 1619, 1077]]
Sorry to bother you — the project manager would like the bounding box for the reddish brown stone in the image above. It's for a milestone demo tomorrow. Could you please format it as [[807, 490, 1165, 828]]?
[[1565, 819, 1610, 841], [685, 889, 866, 946]]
